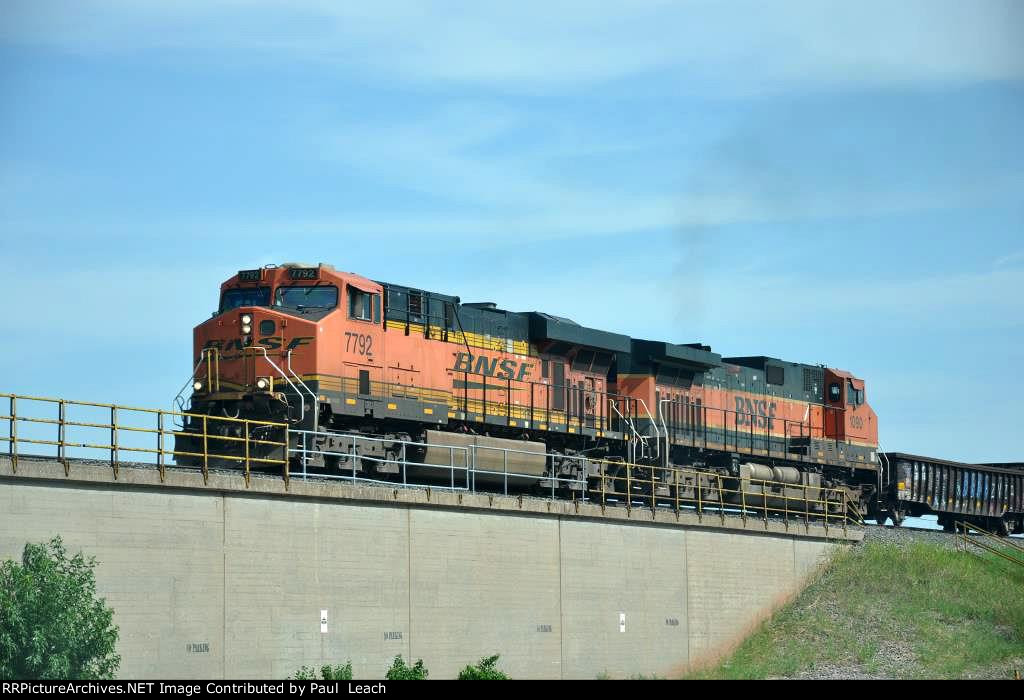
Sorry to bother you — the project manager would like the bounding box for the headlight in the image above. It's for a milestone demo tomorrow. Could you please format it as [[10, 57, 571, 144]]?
[[241, 314, 253, 325], [256, 378, 270, 391], [242, 324, 252, 334], [193, 381, 204, 392]]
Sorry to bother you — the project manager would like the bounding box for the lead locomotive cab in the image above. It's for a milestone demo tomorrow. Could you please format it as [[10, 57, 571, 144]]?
[[823, 368, 876, 449], [177, 264, 389, 466]]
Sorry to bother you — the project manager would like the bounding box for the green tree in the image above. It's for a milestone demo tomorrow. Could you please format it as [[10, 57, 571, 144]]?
[[458, 655, 509, 680], [0, 537, 120, 680], [385, 655, 428, 680], [290, 662, 353, 680]]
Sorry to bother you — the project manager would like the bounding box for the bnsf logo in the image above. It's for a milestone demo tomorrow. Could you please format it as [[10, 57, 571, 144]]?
[[453, 352, 532, 382], [734, 397, 777, 429], [202, 337, 313, 354]]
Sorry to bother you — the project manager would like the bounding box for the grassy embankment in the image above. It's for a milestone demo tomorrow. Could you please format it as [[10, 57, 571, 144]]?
[[690, 539, 1024, 680]]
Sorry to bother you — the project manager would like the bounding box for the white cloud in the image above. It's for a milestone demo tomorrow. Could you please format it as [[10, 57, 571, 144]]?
[[2, 1, 1021, 94]]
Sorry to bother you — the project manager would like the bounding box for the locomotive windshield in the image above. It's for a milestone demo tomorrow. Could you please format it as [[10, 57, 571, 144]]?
[[274, 284, 339, 312], [220, 287, 270, 312]]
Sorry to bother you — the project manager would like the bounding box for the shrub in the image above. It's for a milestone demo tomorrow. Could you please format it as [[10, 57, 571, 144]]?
[[290, 662, 353, 680], [385, 656, 428, 680], [0, 537, 120, 680], [458, 655, 509, 680]]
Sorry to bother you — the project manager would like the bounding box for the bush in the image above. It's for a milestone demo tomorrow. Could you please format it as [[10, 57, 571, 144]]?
[[0, 537, 120, 680], [385, 656, 428, 680], [290, 662, 353, 680], [458, 655, 508, 680]]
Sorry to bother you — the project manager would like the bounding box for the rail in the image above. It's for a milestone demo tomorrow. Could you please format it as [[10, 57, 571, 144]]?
[[0, 392, 288, 487], [955, 521, 1024, 568]]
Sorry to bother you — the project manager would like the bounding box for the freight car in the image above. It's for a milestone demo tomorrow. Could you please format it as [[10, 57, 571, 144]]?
[[879, 453, 1024, 536], [177, 263, 885, 517]]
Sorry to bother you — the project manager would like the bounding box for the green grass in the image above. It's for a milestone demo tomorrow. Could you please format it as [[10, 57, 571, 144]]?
[[688, 540, 1024, 680]]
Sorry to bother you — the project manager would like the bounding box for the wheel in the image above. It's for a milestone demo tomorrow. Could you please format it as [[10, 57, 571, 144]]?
[[874, 510, 888, 526], [998, 518, 1012, 538], [891, 509, 905, 528]]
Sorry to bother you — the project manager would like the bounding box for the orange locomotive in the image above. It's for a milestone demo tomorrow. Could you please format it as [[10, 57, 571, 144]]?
[[180, 263, 882, 514]]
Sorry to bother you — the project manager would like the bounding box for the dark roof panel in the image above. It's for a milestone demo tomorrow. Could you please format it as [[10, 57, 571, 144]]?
[[526, 312, 632, 353], [632, 340, 722, 370]]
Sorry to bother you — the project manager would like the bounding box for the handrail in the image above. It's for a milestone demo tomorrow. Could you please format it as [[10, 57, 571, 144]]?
[[172, 353, 208, 421], [609, 400, 646, 464], [1, 389, 862, 532], [1, 391, 288, 487], [241, 345, 308, 426], [955, 521, 1024, 568], [286, 349, 319, 433], [634, 397, 661, 464]]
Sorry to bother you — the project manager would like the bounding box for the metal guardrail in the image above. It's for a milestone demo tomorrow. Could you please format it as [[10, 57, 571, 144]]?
[[955, 521, 1024, 568], [1, 392, 288, 487], [0, 391, 860, 531]]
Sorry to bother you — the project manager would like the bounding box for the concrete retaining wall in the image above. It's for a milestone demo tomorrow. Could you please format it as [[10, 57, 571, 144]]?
[[0, 459, 852, 679]]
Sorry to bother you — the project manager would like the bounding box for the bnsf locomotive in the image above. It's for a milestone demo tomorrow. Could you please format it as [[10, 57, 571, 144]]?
[[178, 262, 895, 519]]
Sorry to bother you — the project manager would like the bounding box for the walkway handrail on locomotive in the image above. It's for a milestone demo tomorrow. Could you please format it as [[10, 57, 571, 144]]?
[[955, 521, 1024, 568], [447, 367, 638, 433], [172, 352, 210, 426], [285, 348, 319, 432], [609, 400, 647, 464], [659, 402, 867, 466], [1, 392, 289, 487], [241, 345, 311, 426]]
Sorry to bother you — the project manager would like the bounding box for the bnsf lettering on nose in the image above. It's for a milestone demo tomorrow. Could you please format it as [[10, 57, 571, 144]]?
[[453, 352, 532, 382]]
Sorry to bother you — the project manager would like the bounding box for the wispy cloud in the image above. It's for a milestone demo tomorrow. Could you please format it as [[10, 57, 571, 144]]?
[[994, 250, 1024, 268], [2, 1, 1021, 94]]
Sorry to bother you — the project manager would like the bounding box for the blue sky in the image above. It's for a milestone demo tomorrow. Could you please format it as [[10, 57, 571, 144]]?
[[1, 1, 1022, 463]]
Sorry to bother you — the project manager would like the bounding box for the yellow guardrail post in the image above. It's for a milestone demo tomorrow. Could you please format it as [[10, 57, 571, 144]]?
[[798, 483, 806, 528], [57, 399, 67, 473], [674, 467, 681, 518], [842, 493, 849, 534], [696, 470, 702, 520], [157, 411, 166, 483], [201, 415, 209, 485], [283, 426, 290, 490], [784, 482, 790, 530], [716, 474, 726, 525], [824, 488, 830, 531], [243, 420, 251, 488], [651, 467, 656, 515], [601, 462, 606, 512], [110, 405, 119, 480], [9, 395, 17, 473], [626, 463, 632, 513]]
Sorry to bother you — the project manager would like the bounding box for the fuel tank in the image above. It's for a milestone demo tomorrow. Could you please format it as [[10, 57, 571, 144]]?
[[416, 430, 548, 486]]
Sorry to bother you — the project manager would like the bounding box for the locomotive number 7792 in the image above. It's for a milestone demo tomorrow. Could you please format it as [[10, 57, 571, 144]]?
[[345, 332, 373, 357]]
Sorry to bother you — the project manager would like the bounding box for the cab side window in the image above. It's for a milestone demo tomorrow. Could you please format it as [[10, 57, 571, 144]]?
[[348, 286, 372, 321], [847, 380, 864, 406]]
